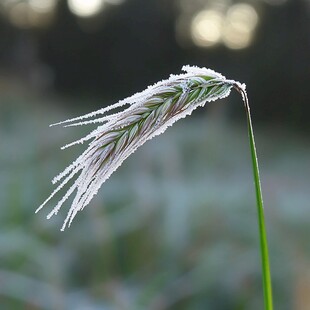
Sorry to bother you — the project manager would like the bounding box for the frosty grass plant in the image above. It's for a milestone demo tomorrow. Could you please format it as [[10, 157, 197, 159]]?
[[37, 65, 273, 309]]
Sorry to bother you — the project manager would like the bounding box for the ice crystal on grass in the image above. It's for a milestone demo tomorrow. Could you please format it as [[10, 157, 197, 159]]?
[[37, 65, 245, 230]]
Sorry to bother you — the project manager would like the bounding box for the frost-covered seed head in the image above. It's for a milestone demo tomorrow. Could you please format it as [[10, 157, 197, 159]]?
[[37, 65, 246, 230]]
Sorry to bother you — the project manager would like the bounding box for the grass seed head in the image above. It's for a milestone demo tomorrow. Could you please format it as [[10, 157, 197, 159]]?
[[37, 65, 243, 230]]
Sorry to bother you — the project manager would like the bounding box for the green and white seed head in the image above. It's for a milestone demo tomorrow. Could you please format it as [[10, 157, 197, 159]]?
[[37, 65, 246, 230]]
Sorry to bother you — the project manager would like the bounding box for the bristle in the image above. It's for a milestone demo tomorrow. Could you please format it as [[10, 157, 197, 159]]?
[[38, 66, 242, 230]]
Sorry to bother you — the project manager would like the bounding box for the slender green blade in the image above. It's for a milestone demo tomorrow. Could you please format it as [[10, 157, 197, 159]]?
[[234, 84, 273, 310]]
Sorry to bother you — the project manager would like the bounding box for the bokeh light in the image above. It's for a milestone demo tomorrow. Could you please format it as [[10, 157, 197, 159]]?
[[2, 0, 56, 29], [8, 2, 30, 29], [223, 3, 259, 49], [67, 0, 104, 18], [29, 0, 57, 14], [191, 9, 224, 47], [190, 3, 259, 50]]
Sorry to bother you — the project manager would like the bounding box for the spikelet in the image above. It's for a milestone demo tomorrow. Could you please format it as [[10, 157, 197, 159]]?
[[37, 65, 246, 230]]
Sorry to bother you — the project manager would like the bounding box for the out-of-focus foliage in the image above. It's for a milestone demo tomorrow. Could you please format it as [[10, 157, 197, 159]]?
[[0, 91, 309, 309], [0, 0, 309, 308]]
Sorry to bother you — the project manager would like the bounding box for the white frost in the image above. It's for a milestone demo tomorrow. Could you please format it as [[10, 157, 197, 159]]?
[[38, 65, 240, 230]]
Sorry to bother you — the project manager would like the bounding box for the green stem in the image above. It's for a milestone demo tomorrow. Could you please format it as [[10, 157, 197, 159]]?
[[233, 84, 273, 310]]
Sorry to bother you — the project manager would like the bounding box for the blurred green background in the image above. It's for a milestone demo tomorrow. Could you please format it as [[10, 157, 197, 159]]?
[[0, 0, 309, 309]]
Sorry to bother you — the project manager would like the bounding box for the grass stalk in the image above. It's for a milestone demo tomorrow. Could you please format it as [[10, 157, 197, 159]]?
[[39, 64, 273, 308], [39, 67, 274, 310], [234, 84, 273, 310]]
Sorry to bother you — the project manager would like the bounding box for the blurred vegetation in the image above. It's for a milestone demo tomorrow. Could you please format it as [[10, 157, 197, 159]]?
[[0, 0, 309, 309], [0, 89, 309, 309]]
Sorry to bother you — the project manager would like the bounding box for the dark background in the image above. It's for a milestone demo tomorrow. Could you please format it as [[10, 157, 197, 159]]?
[[0, 0, 309, 309], [1, 0, 309, 129]]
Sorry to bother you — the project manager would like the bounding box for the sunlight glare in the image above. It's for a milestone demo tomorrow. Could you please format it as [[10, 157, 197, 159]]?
[[191, 10, 224, 47], [67, 0, 104, 18], [223, 3, 258, 49]]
